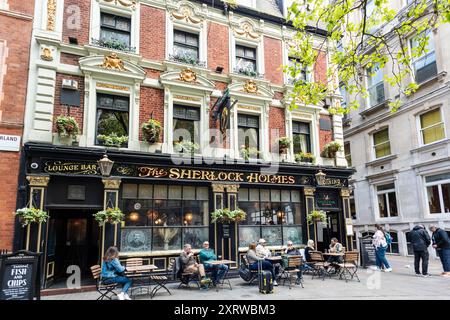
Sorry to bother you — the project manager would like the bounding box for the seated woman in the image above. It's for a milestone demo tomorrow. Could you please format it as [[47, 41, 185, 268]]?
[[101, 246, 132, 300], [247, 242, 278, 286], [304, 239, 315, 263]]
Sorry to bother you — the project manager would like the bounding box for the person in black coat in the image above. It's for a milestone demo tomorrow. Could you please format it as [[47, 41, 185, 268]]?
[[409, 225, 431, 276], [429, 225, 450, 277]]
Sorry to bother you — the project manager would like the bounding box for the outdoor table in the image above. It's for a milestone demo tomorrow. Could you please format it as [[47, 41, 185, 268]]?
[[322, 253, 344, 277], [125, 265, 158, 299], [206, 260, 235, 291], [265, 256, 282, 281]]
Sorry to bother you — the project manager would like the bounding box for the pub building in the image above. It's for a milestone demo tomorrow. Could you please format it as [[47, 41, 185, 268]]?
[[15, 0, 353, 288]]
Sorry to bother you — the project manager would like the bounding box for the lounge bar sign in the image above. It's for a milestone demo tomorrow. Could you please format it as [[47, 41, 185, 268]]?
[[43, 161, 99, 175]]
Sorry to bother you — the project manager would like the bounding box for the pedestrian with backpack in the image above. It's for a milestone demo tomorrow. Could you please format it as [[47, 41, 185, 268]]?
[[371, 224, 392, 272], [409, 224, 431, 277], [429, 225, 450, 277]]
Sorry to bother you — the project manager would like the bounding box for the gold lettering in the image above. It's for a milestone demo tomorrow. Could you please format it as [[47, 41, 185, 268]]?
[[192, 170, 202, 180], [169, 168, 181, 179], [217, 172, 228, 181]]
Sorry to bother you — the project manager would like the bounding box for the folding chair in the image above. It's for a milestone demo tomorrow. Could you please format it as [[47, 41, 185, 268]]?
[[309, 251, 331, 281], [90, 265, 117, 300], [338, 251, 360, 282], [176, 257, 200, 289], [279, 255, 304, 289], [150, 258, 175, 298], [242, 255, 258, 285]]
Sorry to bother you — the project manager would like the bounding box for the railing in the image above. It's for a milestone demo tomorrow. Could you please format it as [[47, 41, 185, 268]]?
[[233, 67, 264, 79], [91, 38, 136, 54], [168, 54, 207, 68]]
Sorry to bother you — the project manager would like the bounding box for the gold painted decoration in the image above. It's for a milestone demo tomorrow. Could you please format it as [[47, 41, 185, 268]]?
[[234, 22, 260, 39], [340, 188, 351, 197], [46, 0, 56, 31], [179, 68, 197, 83], [27, 175, 51, 187], [243, 80, 258, 94], [172, 5, 203, 24], [97, 83, 130, 91], [100, 53, 127, 71], [41, 47, 53, 61], [102, 0, 136, 8], [102, 178, 122, 190], [303, 187, 316, 196]]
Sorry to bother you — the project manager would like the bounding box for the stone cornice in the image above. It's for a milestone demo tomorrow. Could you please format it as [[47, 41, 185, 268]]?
[[0, 9, 33, 21]]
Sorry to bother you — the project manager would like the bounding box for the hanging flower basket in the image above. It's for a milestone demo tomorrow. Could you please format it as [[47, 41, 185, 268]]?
[[321, 141, 342, 158], [14, 207, 49, 227], [211, 208, 246, 224], [94, 207, 125, 226], [56, 116, 79, 138], [306, 210, 327, 226], [278, 137, 291, 154], [141, 119, 162, 144]]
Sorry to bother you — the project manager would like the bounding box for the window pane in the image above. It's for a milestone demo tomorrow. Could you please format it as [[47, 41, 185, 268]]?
[[249, 189, 259, 201], [271, 190, 281, 202], [182, 227, 208, 249], [291, 191, 301, 203], [261, 226, 282, 246], [375, 142, 391, 158], [153, 227, 181, 251], [154, 200, 182, 226], [238, 188, 249, 201], [388, 192, 398, 217], [425, 173, 450, 183], [283, 226, 302, 245], [196, 187, 209, 201], [238, 127, 259, 154], [420, 109, 442, 128], [377, 183, 395, 191], [138, 185, 153, 199], [168, 186, 182, 200], [373, 129, 389, 144], [441, 183, 450, 213], [281, 190, 291, 202], [153, 185, 167, 199], [427, 185, 441, 213], [173, 119, 200, 146], [239, 201, 260, 225], [422, 123, 445, 144], [96, 109, 129, 137], [293, 133, 311, 154], [123, 184, 138, 198], [378, 194, 388, 218], [173, 44, 198, 60], [182, 200, 208, 226], [260, 189, 270, 201], [239, 226, 260, 248], [350, 198, 357, 219], [183, 186, 196, 200]]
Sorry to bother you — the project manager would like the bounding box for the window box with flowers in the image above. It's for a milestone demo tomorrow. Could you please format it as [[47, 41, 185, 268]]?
[[321, 141, 342, 158], [278, 137, 291, 154], [295, 152, 315, 164], [97, 133, 129, 149], [56, 116, 79, 145], [14, 207, 50, 227], [174, 140, 200, 156], [93, 208, 125, 226], [240, 146, 260, 161]]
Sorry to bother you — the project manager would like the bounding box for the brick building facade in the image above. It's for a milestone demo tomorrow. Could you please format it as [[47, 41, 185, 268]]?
[[0, 0, 35, 251], [17, 0, 352, 287]]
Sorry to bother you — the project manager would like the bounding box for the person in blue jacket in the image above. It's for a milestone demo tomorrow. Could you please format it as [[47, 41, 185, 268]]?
[[199, 241, 228, 286], [101, 246, 133, 300]]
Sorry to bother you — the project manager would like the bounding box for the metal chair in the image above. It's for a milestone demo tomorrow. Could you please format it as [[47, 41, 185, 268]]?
[[337, 251, 360, 282], [176, 257, 200, 289], [90, 265, 117, 300], [150, 258, 175, 298], [279, 255, 304, 289], [242, 255, 258, 285], [309, 251, 331, 281]]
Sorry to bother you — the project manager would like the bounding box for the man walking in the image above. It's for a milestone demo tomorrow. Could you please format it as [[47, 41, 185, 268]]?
[[409, 225, 431, 277], [429, 225, 450, 277]]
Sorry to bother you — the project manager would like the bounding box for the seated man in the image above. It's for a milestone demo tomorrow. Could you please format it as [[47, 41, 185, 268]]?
[[199, 241, 228, 286], [247, 242, 278, 286], [327, 238, 344, 264], [180, 244, 210, 287], [256, 238, 271, 258]]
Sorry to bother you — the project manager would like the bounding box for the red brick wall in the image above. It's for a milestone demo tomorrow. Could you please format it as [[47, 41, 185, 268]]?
[[60, 53, 80, 66], [140, 87, 164, 141], [318, 114, 333, 151], [140, 5, 165, 61], [264, 37, 283, 85], [207, 22, 229, 74], [53, 74, 85, 134], [269, 107, 285, 148], [62, 0, 90, 45], [0, 2, 35, 250], [314, 51, 328, 85], [144, 68, 162, 79]]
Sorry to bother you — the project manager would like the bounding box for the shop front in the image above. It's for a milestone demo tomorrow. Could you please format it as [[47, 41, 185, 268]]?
[[17, 143, 354, 288]]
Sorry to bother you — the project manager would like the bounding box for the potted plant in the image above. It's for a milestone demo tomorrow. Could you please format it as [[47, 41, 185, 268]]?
[[295, 152, 315, 164], [174, 140, 200, 155], [141, 119, 161, 144], [56, 116, 79, 144], [211, 208, 246, 224], [93, 207, 125, 226], [97, 133, 129, 148], [240, 146, 260, 160], [14, 207, 49, 227], [306, 210, 327, 226], [321, 141, 342, 158], [278, 137, 291, 154]]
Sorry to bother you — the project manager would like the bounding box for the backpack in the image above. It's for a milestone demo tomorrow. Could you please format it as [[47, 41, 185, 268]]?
[[385, 232, 393, 246], [238, 262, 253, 282]]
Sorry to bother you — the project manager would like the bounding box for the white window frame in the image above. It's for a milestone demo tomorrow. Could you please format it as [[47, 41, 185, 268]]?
[[286, 111, 319, 163], [234, 108, 264, 160], [371, 127, 391, 160], [417, 107, 446, 146], [166, 17, 207, 66], [283, 42, 314, 86], [375, 182, 400, 219], [230, 32, 264, 76], [424, 173, 450, 216], [409, 31, 436, 83], [366, 63, 385, 108], [90, 1, 140, 54]]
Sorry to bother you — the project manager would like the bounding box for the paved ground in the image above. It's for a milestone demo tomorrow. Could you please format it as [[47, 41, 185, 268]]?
[[43, 256, 450, 300]]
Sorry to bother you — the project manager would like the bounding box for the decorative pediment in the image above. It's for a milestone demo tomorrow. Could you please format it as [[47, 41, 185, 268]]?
[[168, 1, 206, 25], [79, 53, 145, 82], [101, 0, 137, 9], [230, 18, 262, 41], [160, 70, 215, 92], [228, 80, 273, 101]]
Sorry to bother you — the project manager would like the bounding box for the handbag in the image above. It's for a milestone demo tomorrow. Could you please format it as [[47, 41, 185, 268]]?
[[238, 262, 253, 282]]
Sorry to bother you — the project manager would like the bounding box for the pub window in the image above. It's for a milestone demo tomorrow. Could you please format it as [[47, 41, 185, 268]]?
[[419, 108, 445, 146], [385, 231, 399, 254], [292, 121, 311, 155], [424, 173, 450, 214], [237, 188, 304, 248], [121, 184, 209, 251], [366, 63, 385, 107], [376, 183, 398, 218], [100, 12, 131, 46], [173, 29, 199, 61], [372, 128, 391, 159], [96, 93, 129, 147], [173, 105, 201, 154], [410, 31, 437, 84], [235, 45, 257, 74], [238, 114, 260, 159]]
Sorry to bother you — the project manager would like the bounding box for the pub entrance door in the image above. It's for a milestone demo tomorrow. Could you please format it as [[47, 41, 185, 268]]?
[[317, 211, 343, 252], [45, 210, 99, 287]]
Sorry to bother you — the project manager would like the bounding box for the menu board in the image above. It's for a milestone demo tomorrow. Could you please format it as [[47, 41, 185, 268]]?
[[359, 236, 377, 268]]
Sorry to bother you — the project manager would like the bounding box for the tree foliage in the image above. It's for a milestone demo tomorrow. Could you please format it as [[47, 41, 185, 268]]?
[[285, 0, 450, 114]]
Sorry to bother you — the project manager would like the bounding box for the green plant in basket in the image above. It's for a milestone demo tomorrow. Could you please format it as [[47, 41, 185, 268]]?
[[306, 210, 327, 226], [94, 207, 124, 226], [141, 119, 161, 144], [211, 208, 246, 223], [14, 207, 49, 227], [97, 133, 128, 148], [56, 116, 79, 138]]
